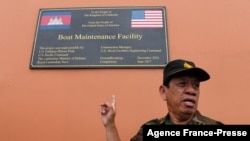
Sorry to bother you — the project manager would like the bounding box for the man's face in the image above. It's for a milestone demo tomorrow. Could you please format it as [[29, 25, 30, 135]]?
[[163, 76, 200, 116]]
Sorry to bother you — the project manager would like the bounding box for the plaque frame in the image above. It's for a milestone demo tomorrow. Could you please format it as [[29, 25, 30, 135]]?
[[30, 6, 169, 68]]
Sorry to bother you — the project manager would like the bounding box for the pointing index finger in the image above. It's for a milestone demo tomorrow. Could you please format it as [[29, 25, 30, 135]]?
[[111, 95, 116, 111]]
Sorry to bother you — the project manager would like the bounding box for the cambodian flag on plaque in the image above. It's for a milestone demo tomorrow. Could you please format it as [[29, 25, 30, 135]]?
[[131, 10, 163, 28], [39, 11, 72, 30]]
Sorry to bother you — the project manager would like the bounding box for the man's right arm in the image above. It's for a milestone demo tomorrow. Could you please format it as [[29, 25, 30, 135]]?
[[100, 95, 121, 141], [104, 122, 121, 141]]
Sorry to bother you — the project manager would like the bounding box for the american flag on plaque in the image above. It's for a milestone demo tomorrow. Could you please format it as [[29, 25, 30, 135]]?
[[131, 10, 163, 28]]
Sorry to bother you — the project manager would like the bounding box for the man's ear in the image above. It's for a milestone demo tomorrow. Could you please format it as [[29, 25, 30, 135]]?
[[159, 85, 167, 101]]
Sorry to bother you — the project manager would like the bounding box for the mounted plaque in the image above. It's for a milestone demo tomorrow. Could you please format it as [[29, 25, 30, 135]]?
[[30, 6, 169, 68]]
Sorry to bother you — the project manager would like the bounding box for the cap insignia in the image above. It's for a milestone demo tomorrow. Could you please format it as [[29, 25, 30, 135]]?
[[184, 62, 193, 69]]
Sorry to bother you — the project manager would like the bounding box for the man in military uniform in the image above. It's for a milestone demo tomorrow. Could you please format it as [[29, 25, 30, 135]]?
[[100, 59, 223, 141]]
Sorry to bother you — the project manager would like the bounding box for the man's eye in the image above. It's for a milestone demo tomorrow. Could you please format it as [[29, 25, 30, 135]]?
[[193, 83, 200, 88], [177, 82, 186, 86]]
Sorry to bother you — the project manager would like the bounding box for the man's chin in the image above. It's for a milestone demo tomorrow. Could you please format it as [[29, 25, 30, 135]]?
[[182, 108, 196, 115]]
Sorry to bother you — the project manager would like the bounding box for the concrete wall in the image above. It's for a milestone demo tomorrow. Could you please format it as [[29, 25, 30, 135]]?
[[1, 0, 250, 141]]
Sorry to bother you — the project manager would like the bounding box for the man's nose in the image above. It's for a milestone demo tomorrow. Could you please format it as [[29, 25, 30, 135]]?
[[185, 83, 197, 96]]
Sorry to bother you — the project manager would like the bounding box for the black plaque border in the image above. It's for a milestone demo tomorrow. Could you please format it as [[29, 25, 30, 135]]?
[[30, 6, 169, 69]]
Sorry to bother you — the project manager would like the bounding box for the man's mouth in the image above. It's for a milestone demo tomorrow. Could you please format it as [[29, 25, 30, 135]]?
[[182, 99, 196, 107]]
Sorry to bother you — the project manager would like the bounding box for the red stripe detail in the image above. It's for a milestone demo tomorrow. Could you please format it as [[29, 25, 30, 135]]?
[[40, 15, 71, 25]]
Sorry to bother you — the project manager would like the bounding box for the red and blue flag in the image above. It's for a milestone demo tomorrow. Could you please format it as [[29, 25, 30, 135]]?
[[40, 11, 72, 30], [131, 10, 163, 28]]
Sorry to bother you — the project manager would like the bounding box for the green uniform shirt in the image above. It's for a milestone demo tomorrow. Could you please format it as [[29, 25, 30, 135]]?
[[130, 110, 223, 141]]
